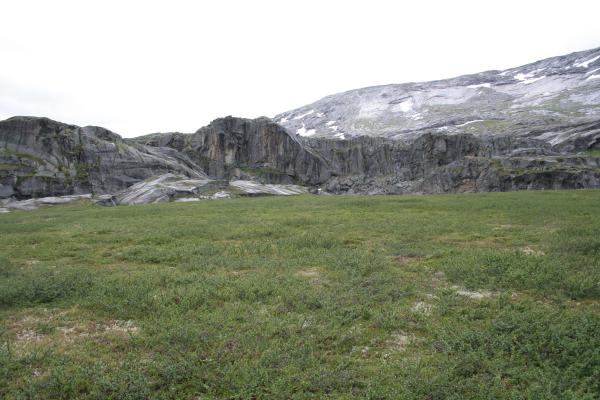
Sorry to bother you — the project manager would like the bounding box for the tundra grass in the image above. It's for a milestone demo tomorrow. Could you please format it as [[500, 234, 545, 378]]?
[[0, 190, 599, 399]]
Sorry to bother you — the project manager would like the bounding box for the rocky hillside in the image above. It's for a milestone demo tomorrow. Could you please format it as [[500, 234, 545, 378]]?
[[0, 116, 205, 199], [132, 117, 330, 185], [275, 47, 600, 148], [2, 47, 600, 203]]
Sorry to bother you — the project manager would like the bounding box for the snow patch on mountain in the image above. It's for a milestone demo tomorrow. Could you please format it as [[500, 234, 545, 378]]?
[[468, 83, 491, 89], [293, 110, 315, 120], [274, 46, 600, 142], [297, 124, 316, 137], [456, 120, 485, 127], [398, 99, 414, 112], [574, 55, 600, 68]]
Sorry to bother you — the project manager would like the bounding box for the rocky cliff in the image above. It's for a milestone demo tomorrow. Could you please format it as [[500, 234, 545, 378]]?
[[2, 114, 600, 201], [0, 116, 205, 199], [2, 47, 600, 202], [133, 116, 330, 185]]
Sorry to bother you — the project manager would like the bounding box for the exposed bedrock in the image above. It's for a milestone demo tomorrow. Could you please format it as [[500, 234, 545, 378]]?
[[1, 115, 600, 201]]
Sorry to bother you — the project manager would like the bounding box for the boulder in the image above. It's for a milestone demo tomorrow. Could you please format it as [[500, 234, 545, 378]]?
[[114, 173, 217, 205]]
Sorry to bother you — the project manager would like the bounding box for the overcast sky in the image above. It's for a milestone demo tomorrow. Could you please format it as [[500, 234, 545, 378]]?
[[1, 0, 599, 137]]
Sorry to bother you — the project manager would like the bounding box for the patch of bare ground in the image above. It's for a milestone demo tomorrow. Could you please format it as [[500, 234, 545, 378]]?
[[410, 301, 433, 316], [520, 246, 545, 256], [392, 255, 426, 266], [295, 268, 326, 285], [434, 233, 512, 248], [385, 332, 412, 353], [5, 307, 139, 355], [451, 285, 494, 299], [493, 224, 520, 230], [229, 269, 253, 276]]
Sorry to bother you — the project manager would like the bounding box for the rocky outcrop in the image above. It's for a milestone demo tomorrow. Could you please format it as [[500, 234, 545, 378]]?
[[114, 173, 217, 205], [229, 180, 308, 196], [110, 174, 307, 206], [1, 194, 91, 211], [133, 116, 331, 185], [3, 115, 599, 203], [0, 116, 206, 199]]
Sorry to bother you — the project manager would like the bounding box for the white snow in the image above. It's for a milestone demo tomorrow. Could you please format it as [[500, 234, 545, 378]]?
[[329, 125, 339, 131], [468, 83, 491, 89], [398, 98, 414, 112], [455, 119, 485, 127], [523, 76, 545, 84], [587, 74, 600, 81], [514, 72, 545, 85], [316, 112, 324, 117], [325, 120, 337, 126], [514, 72, 533, 81], [585, 67, 600, 76], [296, 125, 316, 137], [279, 117, 288, 123], [293, 109, 315, 120], [333, 131, 345, 139], [574, 55, 600, 68]]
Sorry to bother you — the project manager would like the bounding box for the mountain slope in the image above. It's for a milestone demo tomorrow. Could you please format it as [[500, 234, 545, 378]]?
[[274, 47, 600, 148]]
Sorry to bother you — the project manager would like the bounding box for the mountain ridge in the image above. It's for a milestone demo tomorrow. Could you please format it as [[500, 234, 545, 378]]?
[[274, 46, 600, 145], [2, 47, 600, 204]]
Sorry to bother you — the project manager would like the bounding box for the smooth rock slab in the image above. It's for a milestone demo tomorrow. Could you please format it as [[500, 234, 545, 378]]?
[[3, 194, 92, 211], [115, 173, 215, 205], [229, 180, 308, 195], [94, 194, 117, 207]]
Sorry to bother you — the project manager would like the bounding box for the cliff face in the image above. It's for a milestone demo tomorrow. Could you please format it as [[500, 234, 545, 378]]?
[[133, 116, 331, 184], [136, 117, 600, 195], [0, 116, 205, 199], [2, 115, 600, 201]]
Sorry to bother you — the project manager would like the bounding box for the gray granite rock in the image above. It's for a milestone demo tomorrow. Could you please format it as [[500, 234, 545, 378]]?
[[3, 194, 91, 211], [115, 173, 215, 205], [94, 194, 117, 207], [0, 117, 207, 199], [229, 180, 308, 196]]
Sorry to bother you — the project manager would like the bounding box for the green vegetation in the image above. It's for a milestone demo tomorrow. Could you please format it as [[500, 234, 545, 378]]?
[[0, 148, 47, 165], [1, 191, 599, 399], [0, 164, 21, 171], [580, 149, 600, 157]]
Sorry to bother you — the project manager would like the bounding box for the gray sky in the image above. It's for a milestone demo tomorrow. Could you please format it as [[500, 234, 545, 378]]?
[[1, 0, 599, 137]]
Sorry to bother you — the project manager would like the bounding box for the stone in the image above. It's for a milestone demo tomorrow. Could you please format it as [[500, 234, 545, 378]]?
[[3, 194, 91, 211], [114, 173, 216, 205], [94, 194, 117, 207], [229, 180, 308, 196]]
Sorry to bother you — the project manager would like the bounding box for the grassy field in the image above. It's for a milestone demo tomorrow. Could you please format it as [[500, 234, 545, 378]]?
[[1, 190, 599, 399]]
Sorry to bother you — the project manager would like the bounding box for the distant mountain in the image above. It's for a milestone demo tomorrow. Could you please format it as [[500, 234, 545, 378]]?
[[275, 47, 600, 147], [2, 48, 600, 204]]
